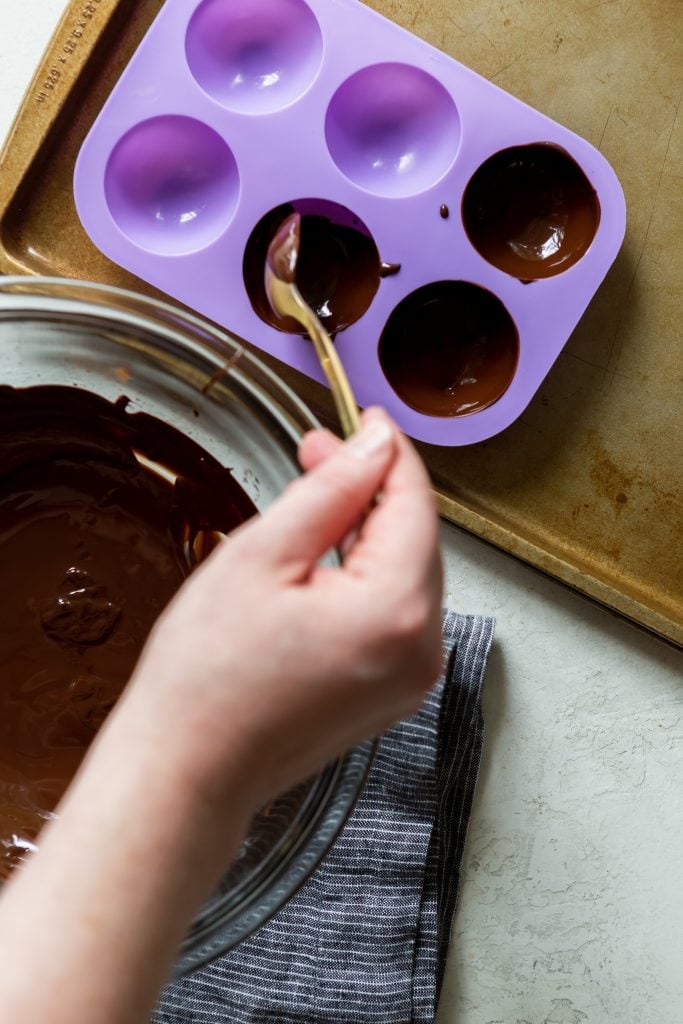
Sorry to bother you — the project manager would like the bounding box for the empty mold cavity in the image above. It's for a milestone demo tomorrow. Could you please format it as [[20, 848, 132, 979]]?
[[325, 63, 460, 198], [462, 143, 600, 280], [186, 0, 323, 115], [104, 115, 239, 255], [243, 199, 381, 334], [379, 281, 519, 417]]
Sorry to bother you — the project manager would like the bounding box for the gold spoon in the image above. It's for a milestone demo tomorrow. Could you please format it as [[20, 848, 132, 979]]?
[[264, 212, 361, 437]]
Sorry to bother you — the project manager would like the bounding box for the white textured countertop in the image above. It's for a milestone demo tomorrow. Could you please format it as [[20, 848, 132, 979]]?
[[1, 3, 681, 1021]]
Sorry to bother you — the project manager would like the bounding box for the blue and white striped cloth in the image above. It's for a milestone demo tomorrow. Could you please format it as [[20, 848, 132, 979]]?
[[154, 611, 494, 1023]]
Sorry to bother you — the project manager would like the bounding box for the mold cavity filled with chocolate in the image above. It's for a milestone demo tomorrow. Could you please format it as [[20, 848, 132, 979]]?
[[0, 385, 256, 879], [462, 143, 600, 279], [378, 281, 519, 417], [244, 199, 381, 335]]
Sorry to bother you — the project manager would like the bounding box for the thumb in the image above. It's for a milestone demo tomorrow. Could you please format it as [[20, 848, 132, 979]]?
[[245, 411, 395, 578]]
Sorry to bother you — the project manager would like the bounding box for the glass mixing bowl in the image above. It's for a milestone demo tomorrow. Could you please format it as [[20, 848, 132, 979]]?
[[0, 276, 373, 975]]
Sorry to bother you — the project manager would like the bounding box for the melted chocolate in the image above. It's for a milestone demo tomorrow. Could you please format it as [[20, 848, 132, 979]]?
[[244, 201, 380, 335], [462, 143, 600, 280], [266, 212, 301, 286], [0, 385, 256, 879], [380, 262, 401, 278], [378, 282, 519, 417]]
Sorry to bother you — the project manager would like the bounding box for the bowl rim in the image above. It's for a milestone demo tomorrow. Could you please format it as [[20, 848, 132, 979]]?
[[0, 274, 321, 438]]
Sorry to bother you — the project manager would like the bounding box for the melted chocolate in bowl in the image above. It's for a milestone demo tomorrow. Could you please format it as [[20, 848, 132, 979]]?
[[0, 385, 256, 879], [462, 143, 600, 280], [243, 200, 380, 335], [379, 281, 519, 417]]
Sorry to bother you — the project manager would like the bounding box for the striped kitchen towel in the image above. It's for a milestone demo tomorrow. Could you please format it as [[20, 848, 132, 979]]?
[[154, 610, 494, 1023]]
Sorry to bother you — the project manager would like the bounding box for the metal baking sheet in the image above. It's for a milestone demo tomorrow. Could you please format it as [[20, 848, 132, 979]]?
[[0, 0, 681, 646]]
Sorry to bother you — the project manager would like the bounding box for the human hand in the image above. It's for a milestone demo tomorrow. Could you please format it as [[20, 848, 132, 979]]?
[[125, 408, 443, 815], [0, 409, 442, 1024]]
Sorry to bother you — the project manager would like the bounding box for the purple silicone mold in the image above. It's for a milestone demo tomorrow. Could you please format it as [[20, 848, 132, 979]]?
[[104, 115, 240, 255], [325, 62, 461, 198], [74, 0, 626, 446], [186, 0, 323, 115]]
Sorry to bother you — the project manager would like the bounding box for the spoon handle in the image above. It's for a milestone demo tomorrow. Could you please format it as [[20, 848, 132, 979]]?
[[301, 309, 361, 437]]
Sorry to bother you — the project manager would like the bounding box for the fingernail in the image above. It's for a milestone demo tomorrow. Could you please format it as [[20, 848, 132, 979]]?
[[346, 419, 393, 460]]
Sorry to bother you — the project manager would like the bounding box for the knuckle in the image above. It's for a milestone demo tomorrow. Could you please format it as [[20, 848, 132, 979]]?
[[388, 595, 443, 689], [390, 593, 434, 647]]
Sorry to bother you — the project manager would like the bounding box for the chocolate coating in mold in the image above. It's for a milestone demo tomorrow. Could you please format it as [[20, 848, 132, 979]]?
[[244, 201, 381, 335], [462, 143, 600, 279], [379, 281, 519, 417], [0, 385, 256, 879]]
